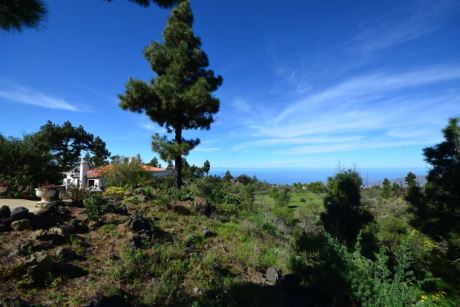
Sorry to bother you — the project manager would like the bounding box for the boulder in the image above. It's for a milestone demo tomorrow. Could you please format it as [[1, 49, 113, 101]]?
[[61, 219, 88, 234], [11, 207, 29, 221], [266, 267, 281, 285], [11, 240, 54, 257], [21, 252, 54, 282], [0, 297, 31, 307], [0, 205, 11, 218], [54, 263, 87, 278], [33, 229, 66, 245], [0, 217, 12, 232], [11, 219, 32, 231], [55, 247, 80, 261]]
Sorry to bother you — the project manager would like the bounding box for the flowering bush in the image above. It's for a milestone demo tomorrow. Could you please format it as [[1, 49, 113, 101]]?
[[103, 186, 126, 200]]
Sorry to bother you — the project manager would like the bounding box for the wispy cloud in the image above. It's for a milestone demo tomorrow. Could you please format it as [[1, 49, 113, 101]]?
[[0, 83, 79, 111], [231, 96, 251, 113], [354, 0, 459, 53], [229, 65, 460, 156], [137, 122, 164, 132]]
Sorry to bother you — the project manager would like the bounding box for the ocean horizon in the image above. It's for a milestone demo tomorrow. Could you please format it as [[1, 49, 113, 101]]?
[[210, 167, 428, 185]]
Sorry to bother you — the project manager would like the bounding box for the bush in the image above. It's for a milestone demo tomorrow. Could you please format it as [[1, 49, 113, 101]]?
[[60, 185, 92, 202], [104, 159, 153, 188], [102, 186, 126, 200], [84, 193, 108, 221], [331, 236, 425, 306]]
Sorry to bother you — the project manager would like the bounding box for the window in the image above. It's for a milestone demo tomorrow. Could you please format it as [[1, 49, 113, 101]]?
[[88, 179, 95, 187]]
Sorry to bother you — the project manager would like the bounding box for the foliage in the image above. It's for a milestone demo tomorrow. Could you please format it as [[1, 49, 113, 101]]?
[[33, 121, 110, 170], [104, 158, 152, 188], [270, 187, 291, 207], [382, 178, 391, 198], [102, 186, 126, 200], [0, 0, 47, 32], [119, 0, 222, 188], [306, 181, 328, 194], [320, 169, 373, 246], [0, 134, 59, 197], [408, 118, 460, 241], [331, 236, 424, 306], [83, 193, 108, 221], [60, 185, 92, 201]]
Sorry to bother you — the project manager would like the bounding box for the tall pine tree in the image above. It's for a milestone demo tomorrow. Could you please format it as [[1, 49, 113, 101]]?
[[409, 118, 460, 240], [119, 0, 222, 188]]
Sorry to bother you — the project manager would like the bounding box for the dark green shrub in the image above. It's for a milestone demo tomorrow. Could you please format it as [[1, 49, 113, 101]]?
[[320, 169, 373, 246], [84, 193, 108, 221]]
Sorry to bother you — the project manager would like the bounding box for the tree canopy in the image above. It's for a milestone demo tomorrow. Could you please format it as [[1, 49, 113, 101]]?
[[33, 121, 111, 170], [119, 0, 222, 188], [0, 0, 46, 32], [0, 0, 177, 32]]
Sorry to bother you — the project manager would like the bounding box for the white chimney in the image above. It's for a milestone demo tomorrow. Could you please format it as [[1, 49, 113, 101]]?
[[79, 157, 89, 187]]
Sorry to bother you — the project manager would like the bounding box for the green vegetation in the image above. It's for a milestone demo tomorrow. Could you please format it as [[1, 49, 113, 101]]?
[[0, 0, 458, 304]]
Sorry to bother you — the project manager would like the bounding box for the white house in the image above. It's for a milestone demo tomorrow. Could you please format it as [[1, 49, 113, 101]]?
[[62, 158, 169, 190]]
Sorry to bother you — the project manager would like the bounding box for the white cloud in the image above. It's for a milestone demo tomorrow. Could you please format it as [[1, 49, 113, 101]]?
[[229, 65, 460, 156], [231, 96, 251, 113], [354, 0, 459, 53], [0, 83, 78, 111]]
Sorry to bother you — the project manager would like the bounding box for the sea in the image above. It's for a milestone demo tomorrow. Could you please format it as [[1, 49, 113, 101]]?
[[210, 167, 428, 185]]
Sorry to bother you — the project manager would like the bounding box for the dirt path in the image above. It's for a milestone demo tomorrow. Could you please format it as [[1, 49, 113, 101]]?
[[0, 198, 42, 213]]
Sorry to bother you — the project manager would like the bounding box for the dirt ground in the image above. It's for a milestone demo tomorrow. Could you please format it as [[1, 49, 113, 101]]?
[[0, 198, 42, 213]]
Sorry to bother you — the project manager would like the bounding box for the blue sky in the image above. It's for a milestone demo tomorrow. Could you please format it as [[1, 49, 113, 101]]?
[[1, 0, 459, 169]]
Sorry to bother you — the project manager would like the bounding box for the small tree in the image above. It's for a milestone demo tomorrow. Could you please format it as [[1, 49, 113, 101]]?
[[320, 169, 373, 246], [119, 0, 222, 188], [223, 170, 233, 181], [381, 178, 391, 198], [203, 160, 211, 176]]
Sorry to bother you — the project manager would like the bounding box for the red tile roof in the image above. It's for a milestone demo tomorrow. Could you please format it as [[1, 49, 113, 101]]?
[[87, 164, 167, 178]]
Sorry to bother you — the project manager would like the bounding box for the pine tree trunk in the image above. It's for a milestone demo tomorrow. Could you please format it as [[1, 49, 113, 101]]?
[[175, 127, 182, 189]]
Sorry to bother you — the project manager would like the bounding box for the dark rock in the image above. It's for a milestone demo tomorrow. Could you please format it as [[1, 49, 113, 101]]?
[[11, 219, 31, 231], [12, 240, 54, 257], [83, 293, 130, 307], [21, 252, 54, 282], [0, 219, 12, 232], [131, 233, 150, 249], [54, 263, 87, 279], [276, 273, 302, 291], [202, 227, 216, 238], [55, 247, 81, 261], [61, 220, 88, 234], [11, 207, 29, 221], [1, 297, 31, 307], [33, 229, 66, 245], [126, 214, 152, 233], [266, 267, 281, 285], [0, 205, 11, 218]]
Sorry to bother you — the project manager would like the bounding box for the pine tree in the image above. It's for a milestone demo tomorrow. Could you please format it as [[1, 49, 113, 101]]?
[[409, 118, 460, 239], [320, 169, 373, 246], [0, 0, 46, 32], [119, 0, 222, 188], [382, 178, 391, 198]]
